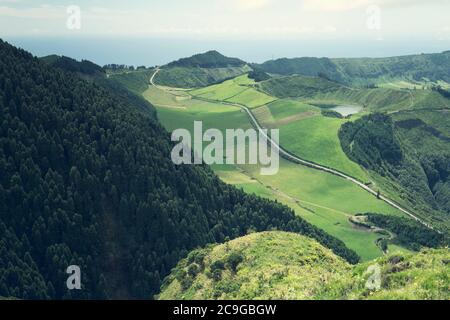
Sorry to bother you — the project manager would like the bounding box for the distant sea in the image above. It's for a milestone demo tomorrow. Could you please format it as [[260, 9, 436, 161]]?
[[4, 36, 450, 67]]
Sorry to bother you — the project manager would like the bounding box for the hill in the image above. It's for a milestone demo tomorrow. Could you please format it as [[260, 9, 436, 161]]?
[[0, 39, 358, 299], [159, 231, 450, 300], [166, 50, 245, 69], [40, 55, 105, 78], [256, 51, 450, 86], [158, 232, 351, 300], [154, 51, 251, 88]]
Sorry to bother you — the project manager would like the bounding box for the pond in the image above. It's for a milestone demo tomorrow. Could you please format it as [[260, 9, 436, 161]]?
[[330, 105, 363, 117]]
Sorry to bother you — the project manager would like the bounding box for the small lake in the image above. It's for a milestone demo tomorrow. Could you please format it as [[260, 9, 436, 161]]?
[[330, 105, 363, 117]]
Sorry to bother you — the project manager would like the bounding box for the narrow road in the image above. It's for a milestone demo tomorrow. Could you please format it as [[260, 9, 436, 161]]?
[[149, 67, 160, 87], [149, 69, 436, 231]]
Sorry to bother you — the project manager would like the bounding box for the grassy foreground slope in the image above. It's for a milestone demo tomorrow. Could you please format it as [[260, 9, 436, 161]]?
[[158, 232, 351, 300], [159, 231, 450, 300]]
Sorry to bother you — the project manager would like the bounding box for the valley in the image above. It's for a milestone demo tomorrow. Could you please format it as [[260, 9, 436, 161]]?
[[1, 39, 449, 301], [134, 49, 450, 265], [142, 69, 421, 261]]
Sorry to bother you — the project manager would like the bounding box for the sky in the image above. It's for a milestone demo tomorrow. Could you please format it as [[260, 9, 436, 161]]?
[[1, 0, 450, 65]]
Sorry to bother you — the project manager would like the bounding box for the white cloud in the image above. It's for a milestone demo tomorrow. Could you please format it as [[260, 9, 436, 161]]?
[[301, 0, 450, 12], [232, 0, 271, 12], [0, 4, 64, 19], [0, 0, 449, 40]]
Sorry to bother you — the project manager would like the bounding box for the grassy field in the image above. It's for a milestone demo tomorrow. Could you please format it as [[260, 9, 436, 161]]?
[[143, 82, 410, 260], [267, 99, 320, 121], [278, 115, 369, 182], [144, 87, 251, 134], [227, 88, 276, 108], [190, 78, 247, 101], [190, 74, 277, 108], [159, 231, 450, 300]]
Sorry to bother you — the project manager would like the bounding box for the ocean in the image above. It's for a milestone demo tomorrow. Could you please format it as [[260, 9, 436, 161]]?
[[4, 36, 450, 67]]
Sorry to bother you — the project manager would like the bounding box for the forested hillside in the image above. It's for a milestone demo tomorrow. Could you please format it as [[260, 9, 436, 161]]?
[[41, 55, 105, 78], [364, 213, 448, 251], [339, 113, 450, 229], [0, 40, 358, 299]]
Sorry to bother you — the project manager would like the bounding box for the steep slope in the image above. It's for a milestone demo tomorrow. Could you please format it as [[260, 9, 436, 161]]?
[[40, 55, 156, 116], [159, 231, 450, 300], [0, 39, 358, 299], [40, 55, 105, 79], [339, 113, 450, 230], [107, 69, 154, 95]]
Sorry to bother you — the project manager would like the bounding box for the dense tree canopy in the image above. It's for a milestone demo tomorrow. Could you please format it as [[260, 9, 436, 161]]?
[[248, 69, 270, 82], [340, 113, 450, 229], [41, 55, 105, 76], [365, 213, 448, 251]]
